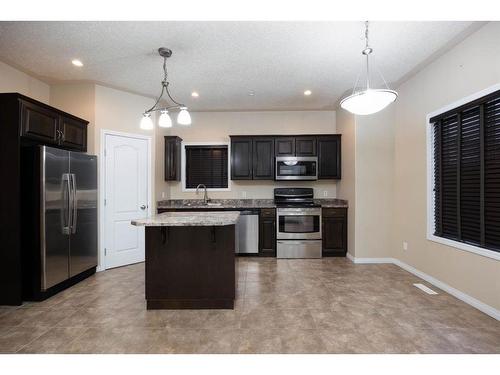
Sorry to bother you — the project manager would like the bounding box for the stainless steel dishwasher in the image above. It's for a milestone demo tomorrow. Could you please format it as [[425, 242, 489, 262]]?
[[235, 209, 259, 254]]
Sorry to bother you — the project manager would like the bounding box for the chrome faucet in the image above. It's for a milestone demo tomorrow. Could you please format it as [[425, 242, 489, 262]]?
[[196, 184, 210, 204]]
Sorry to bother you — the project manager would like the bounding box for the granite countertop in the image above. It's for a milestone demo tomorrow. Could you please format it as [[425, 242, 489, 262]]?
[[131, 211, 240, 227], [157, 198, 348, 209]]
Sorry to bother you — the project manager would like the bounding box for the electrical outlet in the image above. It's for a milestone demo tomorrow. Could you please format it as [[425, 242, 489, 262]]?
[[323, 191, 328, 197], [403, 241, 408, 251], [242, 191, 247, 198], [161, 192, 167, 199]]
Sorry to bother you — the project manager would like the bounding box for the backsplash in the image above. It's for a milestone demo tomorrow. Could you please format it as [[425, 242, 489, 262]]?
[[162, 179, 337, 200]]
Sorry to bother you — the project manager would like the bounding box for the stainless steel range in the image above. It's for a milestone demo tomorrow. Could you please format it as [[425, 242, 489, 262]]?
[[274, 188, 322, 258]]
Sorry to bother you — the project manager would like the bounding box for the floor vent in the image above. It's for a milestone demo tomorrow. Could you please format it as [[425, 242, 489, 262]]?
[[413, 283, 438, 295]]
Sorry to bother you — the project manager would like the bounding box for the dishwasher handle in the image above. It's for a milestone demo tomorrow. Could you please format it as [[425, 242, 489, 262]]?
[[239, 209, 260, 215]]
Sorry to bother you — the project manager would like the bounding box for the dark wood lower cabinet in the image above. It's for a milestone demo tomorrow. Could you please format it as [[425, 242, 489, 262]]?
[[145, 225, 235, 309], [259, 209, 276, 256], [322, 208, 347, 256]]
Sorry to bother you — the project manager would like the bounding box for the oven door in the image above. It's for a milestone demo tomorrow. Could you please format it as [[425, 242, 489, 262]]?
[[276, 207, 322, 240], [275, 157, 318, 180]]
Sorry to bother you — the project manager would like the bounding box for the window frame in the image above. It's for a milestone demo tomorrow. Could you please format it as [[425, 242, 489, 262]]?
[[426, 83, 500, 261], [181, 141, 231, 192]]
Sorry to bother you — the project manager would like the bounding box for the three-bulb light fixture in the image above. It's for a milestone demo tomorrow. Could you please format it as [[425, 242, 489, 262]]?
[[340, 21, 398, 115], [140, 47, 192, 130]]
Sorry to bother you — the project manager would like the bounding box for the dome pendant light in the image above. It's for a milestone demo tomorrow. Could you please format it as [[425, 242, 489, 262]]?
[[340, 21, 398, 115], [140, 47, 192, 128]]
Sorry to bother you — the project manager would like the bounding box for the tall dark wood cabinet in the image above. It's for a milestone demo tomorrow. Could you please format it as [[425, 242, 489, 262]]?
[[164, 136, 182, 181], [0, 93, 89, 305], [252, 137, 275, 179], [230, 136, 253, 180], [318, 135, 341, 179], [322, 208, 347, 256], [259, 209, 276, 256]]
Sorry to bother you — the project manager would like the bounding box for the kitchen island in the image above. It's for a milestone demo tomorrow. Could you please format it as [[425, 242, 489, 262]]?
[[131, 211, 240, 309]]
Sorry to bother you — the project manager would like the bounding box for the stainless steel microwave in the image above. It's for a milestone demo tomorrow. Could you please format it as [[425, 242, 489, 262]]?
[[275, 156, 318, 180]]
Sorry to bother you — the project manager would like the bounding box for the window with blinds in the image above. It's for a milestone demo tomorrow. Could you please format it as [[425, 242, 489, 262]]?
[[432, 89, 500, 253], [185, 145, 228, 189]]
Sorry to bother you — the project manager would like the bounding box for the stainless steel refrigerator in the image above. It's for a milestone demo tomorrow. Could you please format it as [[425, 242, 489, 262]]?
[[40, 146, 97, 290]]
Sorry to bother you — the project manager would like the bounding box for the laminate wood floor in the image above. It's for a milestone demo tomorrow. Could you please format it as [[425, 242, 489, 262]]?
[[1, 258, 499, 353]]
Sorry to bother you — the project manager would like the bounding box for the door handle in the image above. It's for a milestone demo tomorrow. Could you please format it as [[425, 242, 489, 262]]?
[[140, 205, 146, 210], [62, 173, 71, 235], [71, 174, 77, 234]]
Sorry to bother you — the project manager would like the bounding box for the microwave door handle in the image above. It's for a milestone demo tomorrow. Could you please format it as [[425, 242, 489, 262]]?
[[71, 174, 77, 234]]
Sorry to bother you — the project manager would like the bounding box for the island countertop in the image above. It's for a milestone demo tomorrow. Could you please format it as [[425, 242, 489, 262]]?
[[131, 211, 240, 227]]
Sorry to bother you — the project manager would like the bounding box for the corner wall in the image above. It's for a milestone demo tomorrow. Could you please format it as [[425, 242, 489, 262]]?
[[0, 60, 50, 103], [391, 21, 500, 310]]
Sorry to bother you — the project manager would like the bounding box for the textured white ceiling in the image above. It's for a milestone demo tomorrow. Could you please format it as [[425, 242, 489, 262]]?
[[0, 21, 481, 111]]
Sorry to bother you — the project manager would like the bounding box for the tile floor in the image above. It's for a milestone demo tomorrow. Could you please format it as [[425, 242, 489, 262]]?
[[0, 258, 499, 354]]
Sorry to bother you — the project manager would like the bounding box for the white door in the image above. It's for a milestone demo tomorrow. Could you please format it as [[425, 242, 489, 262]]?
[[104, 134, 149, 269]]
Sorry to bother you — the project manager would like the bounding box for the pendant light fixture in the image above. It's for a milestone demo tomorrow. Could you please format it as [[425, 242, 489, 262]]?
[[340, 21, 398, 115], [140, 47, 191, 129]]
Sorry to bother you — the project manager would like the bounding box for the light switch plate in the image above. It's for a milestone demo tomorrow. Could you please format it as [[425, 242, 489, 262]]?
[[403, 241, 408, 251]]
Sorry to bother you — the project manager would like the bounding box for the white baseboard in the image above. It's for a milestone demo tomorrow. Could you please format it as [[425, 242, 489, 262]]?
[[347, 255, 500, 321]]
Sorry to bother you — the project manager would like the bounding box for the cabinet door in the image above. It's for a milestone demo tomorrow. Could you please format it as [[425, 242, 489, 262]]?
[[275, 137, 295, 156], [259, 209, 276, 257], [317, 135, 341, 179], [60, 116, 87, 151], [231, 137, 253, 180], [252, 137, 275, 179], [20, 100, 59, 145], [295, 136, 317, 156], [322, 209, 347, 256], [164, 136, 182, 181]]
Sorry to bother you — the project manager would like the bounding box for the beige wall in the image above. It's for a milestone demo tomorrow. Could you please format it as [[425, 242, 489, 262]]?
[[336, 109, 356, 257], [392, 22, 500, 310], [157, 110, 338, 200], [0, 60, 50, 103], [336, 106, 395, 259], [355, 107, 395, 258]]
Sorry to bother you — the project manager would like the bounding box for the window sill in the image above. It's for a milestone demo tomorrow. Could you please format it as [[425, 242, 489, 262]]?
[[182, 188, 231, 192], [427, 234, 500, 261]]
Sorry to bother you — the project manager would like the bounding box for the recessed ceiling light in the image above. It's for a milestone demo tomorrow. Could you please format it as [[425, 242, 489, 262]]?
[[191, 92, 199, 98], [248, 91, 255, 96], [304, 90, 312, 96], [72, 59, 83, 67]]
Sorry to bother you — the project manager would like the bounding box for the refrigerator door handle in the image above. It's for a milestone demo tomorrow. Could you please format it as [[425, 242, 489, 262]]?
[[71, 173, 78, 234], [62, 173, 71, 235]]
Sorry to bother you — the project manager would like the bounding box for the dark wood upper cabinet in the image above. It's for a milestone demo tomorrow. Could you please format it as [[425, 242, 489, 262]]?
[[230, 137, 253, 180], [295, 136, 317, 156], [164, 136, 182, 181], [259, 208, 276, 256], [322, 208, 347, 256], [252, 137, 275, 179], [275, 137, 295, 156], [318, 135, 341, 179], [59, 116, 87, 151], [20, 99, 88, 151], [20, 100, 59, 145], [230, 134, 341, 181]]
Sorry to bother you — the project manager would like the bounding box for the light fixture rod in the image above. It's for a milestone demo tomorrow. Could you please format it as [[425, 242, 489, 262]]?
[[144, 49, 186, 115]]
